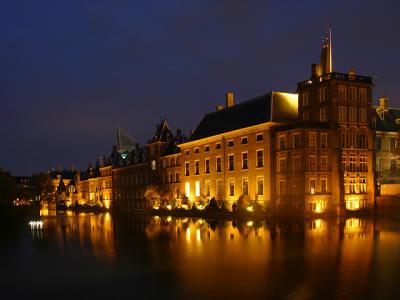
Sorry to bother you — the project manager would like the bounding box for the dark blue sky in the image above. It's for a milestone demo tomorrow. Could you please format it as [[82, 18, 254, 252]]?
[[1, 0, 399, 175]]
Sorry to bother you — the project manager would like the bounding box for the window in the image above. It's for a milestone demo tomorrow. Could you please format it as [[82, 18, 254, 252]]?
[[359, 108, 367, 123], [338, 86, 346, 100], [293, 133, 300, 148], [318, 87, 326, 102], [358, 132, 367, 149], [257, 176, 264, 196], [309, 155, 316, 171], [216, 179, 222, 196], [360, 177, 367, 193], [319, 107, 327, 121], [216, 157, 222, 172], [321, 178, 327, 193], [216, 143, 222, 150], [205, 145, 210, 152], [278, 158, 286, 173], [342, 156, 346, 171], [359, 88, 367, 103], [349, 177, 356, 194], [185, 182, 190, 197], [341, 129, 346, 148], [185, 150, 190, 156], [242, 177, 249, 196], [350, 129, 357, 148], [309, 132, 316, 147], [349, 156, 356, 172], [320, 133, 327, 148], [279, 135, 286, 150], [376, 137, 382, 151], [256, 150, 264, 168], [338, 106, 346, 122], [293, 156, 300, 172], [229, 179, 235, 196], [302, 91, 310, 106], [310, 179, 316, 194], [228, 155, 234, 171], [175, 173, 180, 183], [390, 137, 396, 151], [185, 162, 190, 176], [194, 147, 199, 154], [349, 107, 357, 123], [169, 173, 173, 183], [360, 157, 367, 172], [205, 158, 210, 174], [205, 180, 211, 197], [242, 152, 248, 169], [151, 160, 156, 170], [256, 133, 263, 142], [279, 180, 286, 195], [227, 140, 234, 147], [195, 160, 200, 175], [241, 137, 248, 144], [321, 156, 327, 171], [195, 181, 200, 197], [292, 179, 300, 195], [349, 87, 356, 102]]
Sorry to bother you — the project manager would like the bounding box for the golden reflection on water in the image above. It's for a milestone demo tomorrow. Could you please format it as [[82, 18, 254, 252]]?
[[35, 213, 400, 299]]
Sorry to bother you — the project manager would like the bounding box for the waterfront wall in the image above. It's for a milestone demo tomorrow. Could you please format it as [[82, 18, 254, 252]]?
[[380, 184, 400, 196]]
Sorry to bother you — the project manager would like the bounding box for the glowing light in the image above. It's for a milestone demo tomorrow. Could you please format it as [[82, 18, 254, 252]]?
[[166, 205, 172, 210], [181, 204, 189, 210], [246, 206, 253, 212], [246, 221, 254, 227], [310, 187, 315, 194], [167, 216, 172, 222], [103, 199, 111, 209], [153, 216, 160, 220], [186, 228, 191, 241], [195, 181, 200, 197], [196, 204, 205, 210], [196, 229, 201, 241], [29, 220, 43, 230], [185, 182, 191, 198], [152, 205, 160, 210]]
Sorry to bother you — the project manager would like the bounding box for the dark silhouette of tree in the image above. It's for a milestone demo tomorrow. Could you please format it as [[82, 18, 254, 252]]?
[[31, 173, 54, 202]]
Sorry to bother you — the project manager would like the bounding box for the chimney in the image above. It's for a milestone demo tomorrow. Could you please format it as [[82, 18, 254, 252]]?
[[311, 63, 319, 78], [379, 95, 388, 110], [226, 91, 235, 108]]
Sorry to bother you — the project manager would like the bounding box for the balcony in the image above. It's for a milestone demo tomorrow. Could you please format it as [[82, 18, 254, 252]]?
[[298, 72, 373, 89]]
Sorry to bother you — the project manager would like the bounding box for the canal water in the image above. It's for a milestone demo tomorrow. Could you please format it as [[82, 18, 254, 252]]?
[[1, 211, 400, 299]]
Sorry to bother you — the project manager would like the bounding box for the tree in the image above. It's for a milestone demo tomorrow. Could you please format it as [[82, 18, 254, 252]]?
[[31, 173, 55, 202], [144, 185, 162, 208], [0, 169, 17, 207]]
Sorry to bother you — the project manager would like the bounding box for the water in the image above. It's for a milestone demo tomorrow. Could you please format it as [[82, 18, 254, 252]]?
[[1, 211, 400, 299]]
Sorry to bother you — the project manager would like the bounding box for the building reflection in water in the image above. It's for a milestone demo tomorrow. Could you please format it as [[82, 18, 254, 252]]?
[[35, 213, 400, 299]]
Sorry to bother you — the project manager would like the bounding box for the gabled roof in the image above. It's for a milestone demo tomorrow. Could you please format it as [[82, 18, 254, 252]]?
[[373, 107, 400, 132], [150, 119, 173, 143], [188, 92, 298, 142]]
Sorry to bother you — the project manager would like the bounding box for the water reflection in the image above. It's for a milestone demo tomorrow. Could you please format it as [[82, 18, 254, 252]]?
[[20, 213, 400, 299]]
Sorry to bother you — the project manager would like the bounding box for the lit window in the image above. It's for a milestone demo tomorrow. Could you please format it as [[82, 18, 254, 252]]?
[[185, 182, 190, 197], [151, 160, 156, 170], [257, 176, 264, 196], [310, 179, 316, 194], [195, 181, 200, 197]]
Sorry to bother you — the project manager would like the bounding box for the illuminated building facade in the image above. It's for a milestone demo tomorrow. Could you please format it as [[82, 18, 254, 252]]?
[[179, 92, 298, 209], [372, 95, 400, 180]]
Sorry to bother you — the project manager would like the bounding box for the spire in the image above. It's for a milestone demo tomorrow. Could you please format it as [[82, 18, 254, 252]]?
[[319, 27, 332, 75]]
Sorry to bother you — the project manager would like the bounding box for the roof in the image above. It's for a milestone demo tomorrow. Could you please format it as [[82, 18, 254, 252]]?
[[188, 92, 298, 142], [149, 119, 174, 143], [373, 107, 400, 132]]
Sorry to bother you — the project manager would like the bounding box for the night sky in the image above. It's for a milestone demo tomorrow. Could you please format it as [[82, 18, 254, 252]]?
[[1, 0, 399, 175]]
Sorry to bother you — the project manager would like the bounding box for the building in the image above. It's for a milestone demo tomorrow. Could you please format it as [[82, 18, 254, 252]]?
[[179, 91, 298, 210], [373, 95, 400, 180]]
